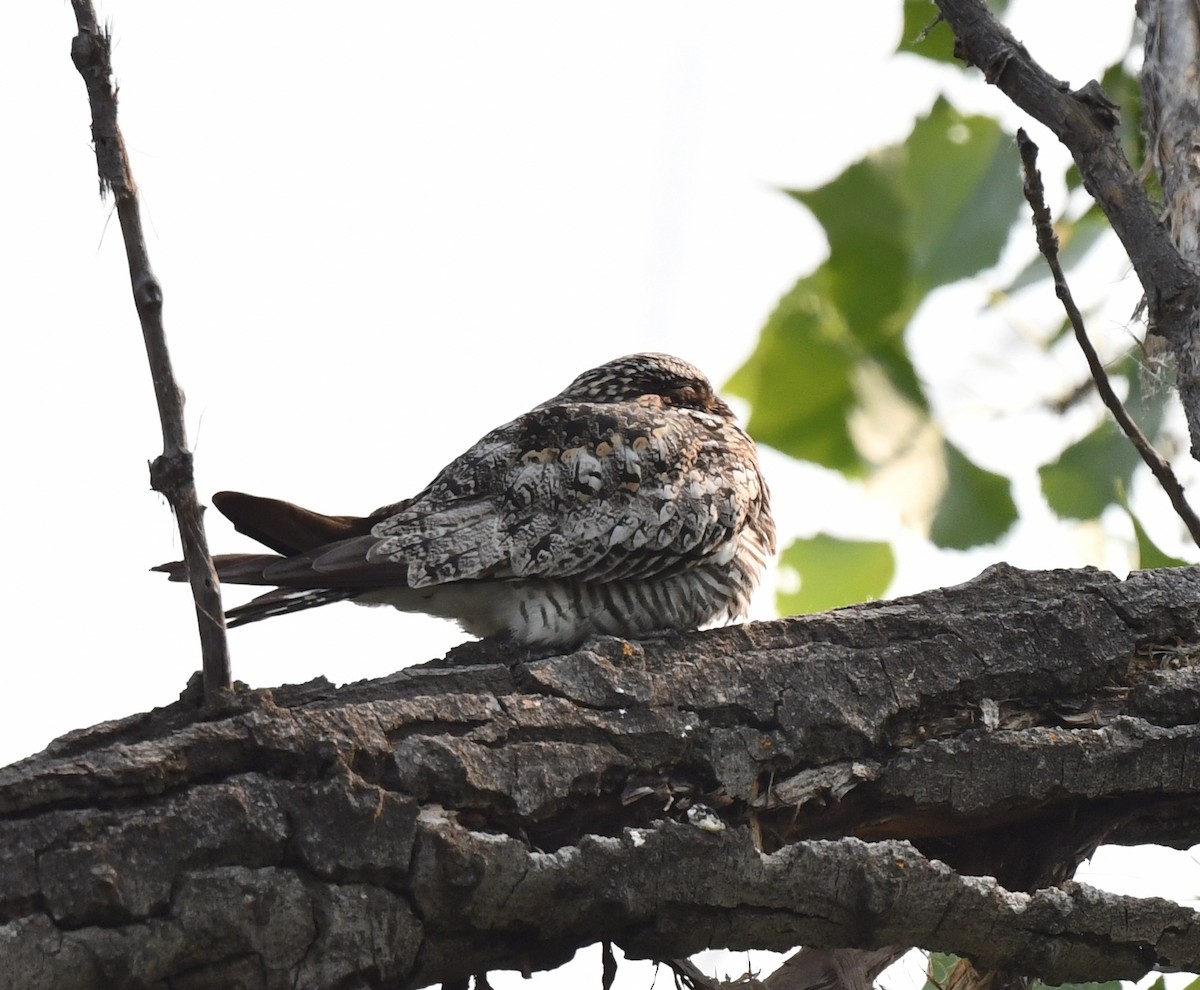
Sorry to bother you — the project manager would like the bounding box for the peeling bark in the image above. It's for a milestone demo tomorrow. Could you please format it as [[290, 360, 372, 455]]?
[[1, 564, 1198, 989]]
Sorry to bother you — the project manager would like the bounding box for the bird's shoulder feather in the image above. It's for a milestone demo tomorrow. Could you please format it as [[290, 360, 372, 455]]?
[[354, 398, 766, 587]]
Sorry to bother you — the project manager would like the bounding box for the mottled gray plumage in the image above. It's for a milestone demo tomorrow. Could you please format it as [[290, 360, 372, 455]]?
[[156, 353, 775, 646]]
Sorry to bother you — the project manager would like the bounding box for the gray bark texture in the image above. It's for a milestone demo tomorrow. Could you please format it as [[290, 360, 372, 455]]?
[[2, 563, 1199, 990], [1141, 0, 1200, 460]]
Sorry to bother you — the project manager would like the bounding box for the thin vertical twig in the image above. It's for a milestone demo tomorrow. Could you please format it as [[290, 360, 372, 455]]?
[[1017, 129, 1200, 550], [601, 941, 618, 990], [69, 2, 231, 697], [932, 0, 1200, 460]]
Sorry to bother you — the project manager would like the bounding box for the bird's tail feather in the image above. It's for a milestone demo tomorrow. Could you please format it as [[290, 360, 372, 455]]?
[[151, 490, 397, 627], [151, 553, 287, 585], [151, 555, 356, 626], [212, 491, 373, 556], [225, 587, 357, 627]]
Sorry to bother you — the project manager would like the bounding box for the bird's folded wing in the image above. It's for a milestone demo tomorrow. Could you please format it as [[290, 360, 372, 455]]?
[[363, 472, 736, 587]]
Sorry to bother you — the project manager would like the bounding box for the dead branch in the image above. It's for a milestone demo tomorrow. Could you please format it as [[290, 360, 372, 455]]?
[[1016, 130, 1200, 547], [68, 2, 229, 695]]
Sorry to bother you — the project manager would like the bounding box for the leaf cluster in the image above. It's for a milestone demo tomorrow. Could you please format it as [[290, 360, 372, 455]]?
[[731, 4, 1190, 616]]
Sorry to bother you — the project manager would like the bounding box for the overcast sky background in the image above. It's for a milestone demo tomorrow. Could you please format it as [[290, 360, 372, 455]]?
[[4, 2, 1198, 986]]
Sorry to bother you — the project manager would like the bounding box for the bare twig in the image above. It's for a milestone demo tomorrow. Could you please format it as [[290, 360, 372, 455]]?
[[666, 958, 741, 990], [662, 950, 906, 990], [1017, 130, 1200, 548], [602, 941, 617, 990], [932, 0, 1200, 461], [68, 2, 230, 696], [761, 946, 909, 990]]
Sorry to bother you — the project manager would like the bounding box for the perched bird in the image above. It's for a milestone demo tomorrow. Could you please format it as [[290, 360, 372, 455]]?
[[156, 353, 775, 647]]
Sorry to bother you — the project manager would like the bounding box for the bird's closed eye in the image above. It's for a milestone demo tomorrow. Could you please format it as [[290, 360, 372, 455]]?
[[665, 384, 705, 408]]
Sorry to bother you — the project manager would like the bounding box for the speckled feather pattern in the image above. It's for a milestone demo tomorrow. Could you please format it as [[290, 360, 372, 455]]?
[[163, 354, 775, 646]]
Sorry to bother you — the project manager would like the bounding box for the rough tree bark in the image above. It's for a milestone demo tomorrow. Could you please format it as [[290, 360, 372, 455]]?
[[1, 564, 1198, 989], [1142, 0, 1200, 460]]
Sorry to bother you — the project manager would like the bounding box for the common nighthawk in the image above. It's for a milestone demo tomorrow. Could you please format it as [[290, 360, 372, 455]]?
[[156, 353, 775, 647]]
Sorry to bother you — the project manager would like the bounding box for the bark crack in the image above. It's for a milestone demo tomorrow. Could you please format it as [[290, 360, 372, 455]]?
[[3, 565, 1198, 988]]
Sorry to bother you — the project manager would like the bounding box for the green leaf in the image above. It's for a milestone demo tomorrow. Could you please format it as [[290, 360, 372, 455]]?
[[898, 1, 1010, 64], [1040, 421, 1140, 519], [1117, 490, 1190, 568], [1002, 204, 1111, 295], [777, 534, 895, 615], [736, 100, 1023, 477], [930, 440, 1017, 548], [789, 154, 915, 397], [921, 952, 960, 990], [1129, 509, 1190, 568], [903, 99, 1023, 289], [726, 271, 863, 472], [897, 2, 958, 63], [788, 99, 1023, 406], [1100, 60, 1143, 166], [1040, 360, 1170, 520], [923, 956, 1125, 990], [1100, 56, 1161, 202]]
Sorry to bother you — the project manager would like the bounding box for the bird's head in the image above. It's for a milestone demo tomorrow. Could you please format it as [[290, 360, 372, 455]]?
[[559, 352, 729, 414]]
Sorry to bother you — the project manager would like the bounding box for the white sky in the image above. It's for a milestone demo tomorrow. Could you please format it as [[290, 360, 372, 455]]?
[[4, 1, 1198, 986]]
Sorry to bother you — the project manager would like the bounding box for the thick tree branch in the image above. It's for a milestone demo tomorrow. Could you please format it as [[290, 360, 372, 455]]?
[[1141, 0, 1200, 462], [0, 564, 1197, 989], [68, 1, 230, 695], [1142, 0, 1200, 261], [932, 0, 1200, 460]]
